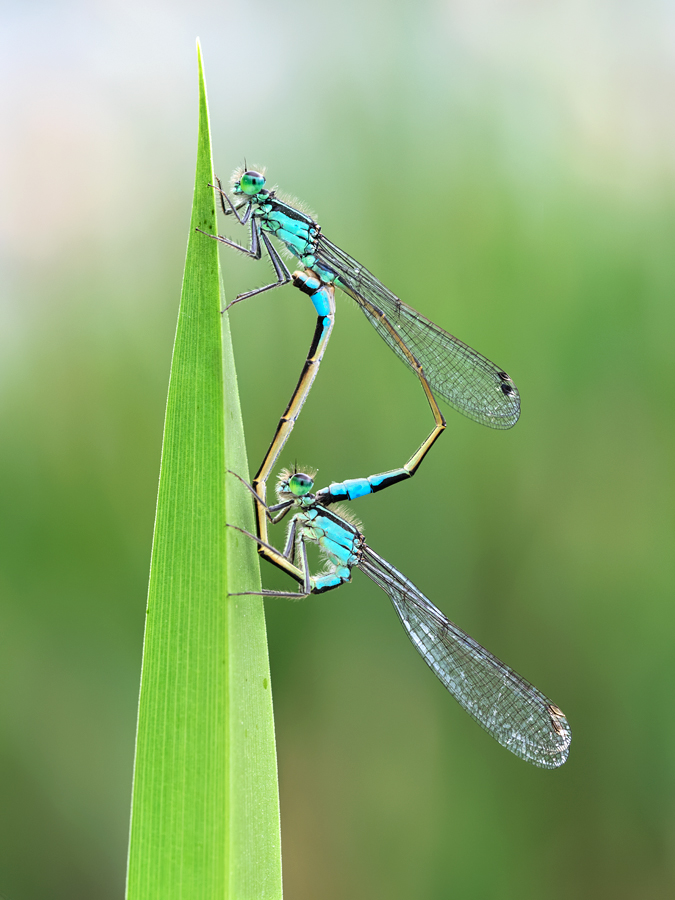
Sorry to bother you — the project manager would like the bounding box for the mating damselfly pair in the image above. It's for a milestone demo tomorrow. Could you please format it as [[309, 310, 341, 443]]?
[[200, 166, 571, 768]]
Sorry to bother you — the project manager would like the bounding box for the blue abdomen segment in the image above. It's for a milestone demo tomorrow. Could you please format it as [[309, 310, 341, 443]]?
[[311, 567, 351, 594], [291, 271, 334, 317], [329, 478, 372, 500], [317, 469, 410, 504]]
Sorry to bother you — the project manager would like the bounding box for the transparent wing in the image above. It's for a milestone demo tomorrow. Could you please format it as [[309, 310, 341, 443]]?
[[315, 235, 520, 429], [358, 545, 570, 768]]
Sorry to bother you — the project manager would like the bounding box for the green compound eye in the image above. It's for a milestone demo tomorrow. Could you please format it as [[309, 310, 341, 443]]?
[[239, 170, 266, 195], [288, 472, 314, 496]]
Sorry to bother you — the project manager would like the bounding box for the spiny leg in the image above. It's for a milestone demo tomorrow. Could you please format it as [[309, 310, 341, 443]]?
[[195, 214, 260, 258], [212, 176, 251, 223], [197, 218, 293, 306], [226, 522, 311, 597], [229, 231, 292, 304], [228, 469, 293, 525]]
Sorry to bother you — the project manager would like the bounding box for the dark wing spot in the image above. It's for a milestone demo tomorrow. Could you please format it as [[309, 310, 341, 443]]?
[[547, 704, 566, 735]]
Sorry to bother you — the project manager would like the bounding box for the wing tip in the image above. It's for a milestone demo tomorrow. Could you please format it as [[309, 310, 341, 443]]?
[[528, 704, 572, 769]]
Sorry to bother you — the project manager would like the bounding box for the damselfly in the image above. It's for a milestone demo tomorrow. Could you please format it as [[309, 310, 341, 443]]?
[[229, 466, 571, 769], [199, 169, 519, 537]]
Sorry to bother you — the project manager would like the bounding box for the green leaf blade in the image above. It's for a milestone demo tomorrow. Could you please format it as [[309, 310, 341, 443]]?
[[126, 43, 282, 900]]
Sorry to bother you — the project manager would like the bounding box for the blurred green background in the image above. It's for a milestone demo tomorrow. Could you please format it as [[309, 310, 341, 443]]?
[[2, 1, 675, 897]]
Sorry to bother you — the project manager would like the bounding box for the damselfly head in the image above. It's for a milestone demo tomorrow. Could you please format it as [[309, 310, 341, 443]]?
[[231, 165, 266, 196], [277, 467, 316, 499]]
